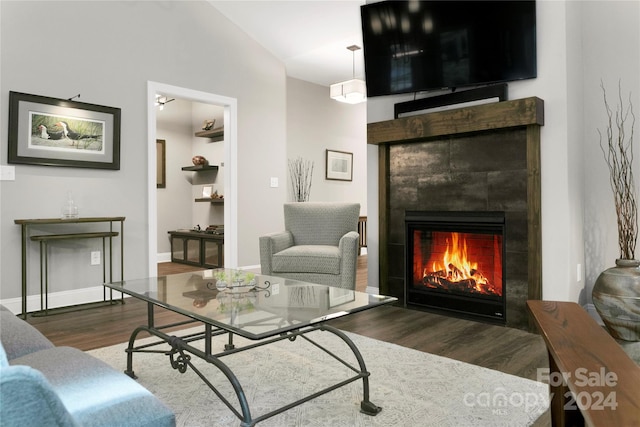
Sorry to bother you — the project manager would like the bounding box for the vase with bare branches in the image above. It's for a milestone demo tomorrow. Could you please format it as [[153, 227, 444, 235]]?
[[288, 157, 314, 202], [592, 81, 640, 341]]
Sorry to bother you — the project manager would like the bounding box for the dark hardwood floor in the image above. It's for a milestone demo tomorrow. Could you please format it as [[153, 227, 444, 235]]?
[[26, 255, 551, 425]]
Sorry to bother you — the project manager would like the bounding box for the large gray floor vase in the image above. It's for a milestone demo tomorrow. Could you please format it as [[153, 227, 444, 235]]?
[[592, 259, 640, 342]]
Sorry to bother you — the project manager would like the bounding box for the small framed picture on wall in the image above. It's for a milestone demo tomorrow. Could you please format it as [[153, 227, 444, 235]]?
[[156, 139, 166, 188], [326, 149, 353, 181], [202, 185, 213, 198]]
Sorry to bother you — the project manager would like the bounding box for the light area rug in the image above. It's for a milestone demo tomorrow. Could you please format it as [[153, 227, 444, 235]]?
[[88, 327, 549, 427]]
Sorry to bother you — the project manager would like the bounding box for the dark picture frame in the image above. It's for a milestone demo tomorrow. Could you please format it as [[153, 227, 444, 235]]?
[[326, 149, 353, 181], [8, 91, 121, 170], [156, 139, 166, 188]]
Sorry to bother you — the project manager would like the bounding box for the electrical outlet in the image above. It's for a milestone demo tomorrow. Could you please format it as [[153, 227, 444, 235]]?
[[271, 282, 280, 295], [91, 251, 101, 265], [270, 177, 279, 188]]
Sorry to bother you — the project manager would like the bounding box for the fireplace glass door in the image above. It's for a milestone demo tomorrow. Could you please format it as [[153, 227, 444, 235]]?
[[405, 211, 506, 323]]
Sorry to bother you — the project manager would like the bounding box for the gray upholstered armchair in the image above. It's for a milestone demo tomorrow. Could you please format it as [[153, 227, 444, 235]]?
[[259, 202, 360, 290]]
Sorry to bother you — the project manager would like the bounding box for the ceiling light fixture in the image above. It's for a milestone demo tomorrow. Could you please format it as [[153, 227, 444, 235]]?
[[330, 45, 367, 104], [155, 94, 175, 110]]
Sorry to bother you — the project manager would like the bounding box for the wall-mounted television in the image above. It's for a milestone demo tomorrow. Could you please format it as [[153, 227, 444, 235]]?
[[360, 1, 537, 97]]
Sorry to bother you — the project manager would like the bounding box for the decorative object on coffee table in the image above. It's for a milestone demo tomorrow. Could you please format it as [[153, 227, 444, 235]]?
[[592, 81, 639, 341]]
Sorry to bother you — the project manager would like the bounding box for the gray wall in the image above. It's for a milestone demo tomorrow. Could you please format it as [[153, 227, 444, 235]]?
[[286, 77, 367, 213], [580, 1, 640, 305], [0, 1, 288, 306]]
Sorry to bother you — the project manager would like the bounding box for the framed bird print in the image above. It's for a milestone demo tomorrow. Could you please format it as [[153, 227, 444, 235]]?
[[8, 91, 121, 169]]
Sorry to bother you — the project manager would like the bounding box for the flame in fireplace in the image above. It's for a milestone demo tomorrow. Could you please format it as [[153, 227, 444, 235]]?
[[423, 232, 502, 296]]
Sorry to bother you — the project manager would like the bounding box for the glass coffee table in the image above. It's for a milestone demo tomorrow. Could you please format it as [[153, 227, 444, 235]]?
[[104, 269, 397, 427]]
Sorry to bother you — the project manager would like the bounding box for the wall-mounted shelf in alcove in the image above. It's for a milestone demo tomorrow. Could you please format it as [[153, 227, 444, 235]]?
[[194, 127, 224, 142], [181, 165, 219, 172], [195, 198, 224, 204]]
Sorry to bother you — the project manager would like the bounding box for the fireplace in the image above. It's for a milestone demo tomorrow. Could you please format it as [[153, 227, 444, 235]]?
[[368, 97, 543, 330], [405, 211, 506, 324]]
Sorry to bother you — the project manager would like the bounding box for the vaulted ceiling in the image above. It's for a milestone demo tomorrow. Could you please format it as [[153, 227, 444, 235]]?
[[209, 1, 366, 88]]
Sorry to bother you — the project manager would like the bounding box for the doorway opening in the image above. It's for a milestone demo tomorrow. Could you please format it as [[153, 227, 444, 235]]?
[[147, 81, 238, 275]]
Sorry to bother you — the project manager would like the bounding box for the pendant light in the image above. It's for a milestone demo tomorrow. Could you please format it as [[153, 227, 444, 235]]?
[[330, 45, 367, 104]]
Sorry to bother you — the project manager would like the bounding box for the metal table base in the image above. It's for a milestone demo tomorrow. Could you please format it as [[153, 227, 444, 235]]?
[[124, 302, 382, 427]]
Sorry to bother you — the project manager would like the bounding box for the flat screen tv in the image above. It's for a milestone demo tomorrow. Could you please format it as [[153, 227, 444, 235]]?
[[360, 1, 537, 97]]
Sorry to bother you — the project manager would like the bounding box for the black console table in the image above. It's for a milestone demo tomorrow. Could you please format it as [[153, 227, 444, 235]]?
[[15, 217, 125, 318]]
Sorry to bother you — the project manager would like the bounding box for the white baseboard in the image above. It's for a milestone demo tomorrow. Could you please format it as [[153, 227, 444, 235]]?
[[157, 252, 172, 263], [0, 286, 127, 315]]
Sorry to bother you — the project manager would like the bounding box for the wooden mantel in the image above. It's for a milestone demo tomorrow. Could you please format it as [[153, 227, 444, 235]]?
[[369, 97, 545, 324], [367, 97, 544, 145]]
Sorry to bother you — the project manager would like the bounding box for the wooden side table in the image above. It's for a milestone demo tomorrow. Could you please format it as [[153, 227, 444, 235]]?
[[527, 300, 640, 426]]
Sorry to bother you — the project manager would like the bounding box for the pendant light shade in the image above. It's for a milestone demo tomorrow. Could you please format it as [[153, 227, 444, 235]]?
[[330, 45, 366, 104], [330, 79, 367, 104]]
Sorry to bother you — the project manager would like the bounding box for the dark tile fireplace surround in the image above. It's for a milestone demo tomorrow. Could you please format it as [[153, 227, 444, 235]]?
[[368, 97, 544, 330]]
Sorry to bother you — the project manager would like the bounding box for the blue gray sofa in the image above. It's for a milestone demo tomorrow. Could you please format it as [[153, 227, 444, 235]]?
[[0, 305, 175, 427]]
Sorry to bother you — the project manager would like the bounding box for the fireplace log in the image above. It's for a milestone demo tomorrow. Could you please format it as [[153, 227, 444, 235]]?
[[423, 275, 478, 290], [448, 263, 464, 278], [426, 269, 448, 278], [423, 276, 446, 289], [421, 275, 503, 297]]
